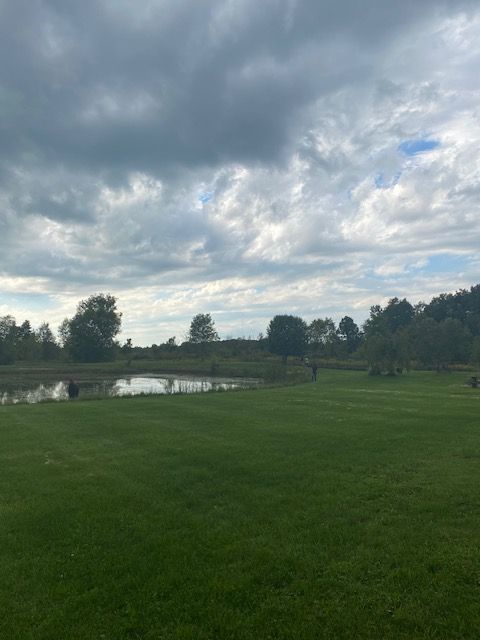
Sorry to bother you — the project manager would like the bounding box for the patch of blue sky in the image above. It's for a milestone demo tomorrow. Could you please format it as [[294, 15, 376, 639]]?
[[398, 139, 440, 156], [425, 253, 471, 274], [0, 292, 54, 311], [374, 170, 401, 189], [364, 269, 400, 283], [198, 191, 214, 204], [364, 255, 471, 282]]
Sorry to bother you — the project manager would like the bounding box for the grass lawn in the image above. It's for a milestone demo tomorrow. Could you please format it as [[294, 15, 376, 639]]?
[[1, 370, 479, 639]]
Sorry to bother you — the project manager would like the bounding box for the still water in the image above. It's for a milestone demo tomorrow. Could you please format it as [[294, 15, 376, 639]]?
[[0, 374, 258, 405]]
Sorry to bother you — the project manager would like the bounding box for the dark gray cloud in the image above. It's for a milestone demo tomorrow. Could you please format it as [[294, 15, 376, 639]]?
[[1, 1, 480, 342], [1, 0, 475, 181]]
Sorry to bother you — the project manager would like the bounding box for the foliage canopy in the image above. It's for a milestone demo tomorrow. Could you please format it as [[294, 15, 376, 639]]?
[[187, 313, 219, 343], [267, 314, 308, 362], [63, 293, 122, 362]]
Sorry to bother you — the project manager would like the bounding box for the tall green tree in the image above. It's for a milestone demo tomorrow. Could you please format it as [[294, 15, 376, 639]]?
[[363, 332, 411, 375], [63, 294, 122, 362], [423, 285, 480, 337], [187, 314, 219, 343], [364, 299, 414, 338], [267, 315, 307, 363], [36, 322, 60, 361], [439, 318, 472, 366], [362, 305, 387, 337], [338, 316, 361, 353], [408, 317, 443, 368], [308, 317, 344, 357], [362, 300, 413, 374], [383, 298, 414, 333], [16, 320, 41, 361], [408, 317, 471, 369], [308, 318, 336, 346]]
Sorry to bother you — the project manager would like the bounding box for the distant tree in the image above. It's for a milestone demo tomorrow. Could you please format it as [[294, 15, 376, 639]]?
[[472, 336, 480, 369], [408, 317, 443, 368], [63, 294, 122, 362], [439, 318, 472, 367], [422, 285, 480, 336], [17, 319, 33, 341], [0, 315, 16, 364], [338, 316, 361, 353], [362, 304, 387, 337], [408, 316, 471, 370], [308, 318, 336, 347], [161, 336, 178, 355], [267, 315, 308, 363], [363, 298, 414, 339], [16, 320, 41, 361], [363, 331, 410, 375], [466, 285, 480, 335], [394, 329, 413, 372], [122, 338, 133, 365], [308, 317, 344, 357], [58, 318, 71, 348], [36, 322, 59, 361], [363, 334, 392, 375], [187, 314, 219, 343], [383, 297, 414, 333], [414, 301, 426, 315], [425, 292, 448, 322]]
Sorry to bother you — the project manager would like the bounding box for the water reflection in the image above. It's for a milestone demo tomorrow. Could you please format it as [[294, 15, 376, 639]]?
[[0, 374, 257, 405], [1, 381, 67, 405]]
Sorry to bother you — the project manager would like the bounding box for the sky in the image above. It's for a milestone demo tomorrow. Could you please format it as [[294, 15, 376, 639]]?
[[1, 0, 480, 345]]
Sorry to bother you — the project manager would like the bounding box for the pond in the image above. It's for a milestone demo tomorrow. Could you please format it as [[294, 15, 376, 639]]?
[[0, 374, 259, 405]]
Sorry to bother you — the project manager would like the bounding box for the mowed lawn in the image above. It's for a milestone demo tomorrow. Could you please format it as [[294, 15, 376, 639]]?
[[1, 371, 480, 639]]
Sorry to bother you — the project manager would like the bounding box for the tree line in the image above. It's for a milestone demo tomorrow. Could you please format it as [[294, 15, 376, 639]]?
[[1, 285, 480, 371], [0, 294, 121, 365], [266, 285, 480, 373]]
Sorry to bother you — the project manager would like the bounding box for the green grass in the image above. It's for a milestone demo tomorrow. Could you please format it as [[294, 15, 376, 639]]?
[[1, 370, 480, 639]]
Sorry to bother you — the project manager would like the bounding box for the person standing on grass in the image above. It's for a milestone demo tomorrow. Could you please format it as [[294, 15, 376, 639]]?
[[311, 362, 318, 382], [68, 379, 79, 399]]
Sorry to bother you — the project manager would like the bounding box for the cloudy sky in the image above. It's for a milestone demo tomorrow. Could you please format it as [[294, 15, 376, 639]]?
[[1, 0, 480, 344]]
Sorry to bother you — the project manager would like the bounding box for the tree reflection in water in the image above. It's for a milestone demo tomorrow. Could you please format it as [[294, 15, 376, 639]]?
[[0, 375, 257, 405]]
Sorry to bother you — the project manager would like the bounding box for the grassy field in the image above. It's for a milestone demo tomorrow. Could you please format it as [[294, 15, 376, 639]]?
[[1, 370, 480, 639]]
